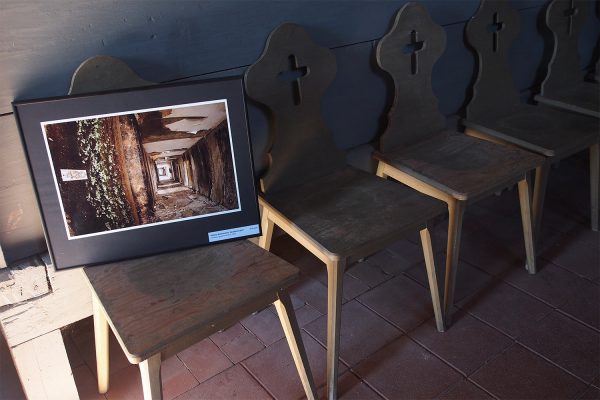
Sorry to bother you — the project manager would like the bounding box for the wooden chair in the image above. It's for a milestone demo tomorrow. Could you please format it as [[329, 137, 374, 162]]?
[[84, 240, 317, 400], [244, 23, 447, 400], [535, 0, 599, 118], [373, 3, 544, 326], [70, 57, 316, 400], [463, 0, 599, 236]]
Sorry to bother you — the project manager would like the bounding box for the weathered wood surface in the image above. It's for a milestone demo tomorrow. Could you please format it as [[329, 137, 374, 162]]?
[[69, 56, 154, 95], [373, 3, 543, 197], [373, 2, 542, 329], [1, 1, 488, 115], [464, 0, 599, 159], [4, 1, 596, 115], [10, 329, 79, 400], [262, 167, 444, 262], [0, 255, 91, 346], [248, 22, 446, 399], [540, 0, 590, 95], [536, 82, 599, 118], [2, 1, 599, 264], [375, 2, 544, 200], [84, 240, 299, 363], [0, 256, 49, 307], [0, 252, 90, 399], [536, 0, 599, 118], [463, 103, 599, 158], [375, 132, 543, 201], [245, 23, 346, 194], [464, 0, 600, 237], [376, 2, 447, 152], [465, 0, 522, 122], [0, 115, 47, 264]]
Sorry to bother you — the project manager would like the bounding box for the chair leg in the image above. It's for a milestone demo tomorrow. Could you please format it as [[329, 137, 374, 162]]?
[[443, 200, 465, 329], [139, 353, 162, 400], [93, 294, 110, 394], [274, 291, 317, 400], [258, 208, 275, 250], [590, 143, 599, 232], [532, 163, 550, 246], [375, 161, 388, 178], [420, 225, 445, 332], [325, 258, 346, 400], [518, 178, 536, 274]]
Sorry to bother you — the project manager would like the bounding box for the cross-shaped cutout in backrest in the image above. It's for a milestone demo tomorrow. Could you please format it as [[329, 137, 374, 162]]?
[[402, 30, 425, 75], [277, 54, 308, 106], [563, 0, 578, 36], [486, 12, 505, 53]]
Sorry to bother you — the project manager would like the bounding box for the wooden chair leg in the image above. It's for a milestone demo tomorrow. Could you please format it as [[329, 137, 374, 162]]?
[[93, 294, 110, 394], [526, 170, 534, 203], [420, 225, 445, 332], [375, 161, 388, 179], [590, 143, 599, 232], [325, 258, 346, 400], [274, 291, 317, 400], [532, 163, 550, 246], [139, 353, 162, 400], [441, 200, 465, 328], [518, 178, 537, 274], [258, 208, 275, 250]]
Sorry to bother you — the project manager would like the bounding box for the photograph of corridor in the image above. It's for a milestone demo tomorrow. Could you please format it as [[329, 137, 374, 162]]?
[[42, 100, 240, 238]]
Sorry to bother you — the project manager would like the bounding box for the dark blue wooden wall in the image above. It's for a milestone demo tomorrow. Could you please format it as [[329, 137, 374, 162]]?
[[0, 0, 598, 263]]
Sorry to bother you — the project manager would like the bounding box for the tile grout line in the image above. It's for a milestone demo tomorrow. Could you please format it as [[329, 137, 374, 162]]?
[[463, 341, 518, 399], [343, 368, 387, 400], [553, 308, 600, 333], [174, 353, 201, 390], [539, 255, 600, 285], [399, 336, 468, 398], [299, 325, 355, 370], [465, 376, 502, 400], [460, 301, 554, 342], [350, 374, 392, 400], [238, 361, 279, 400], [494, 270, 600, 334], [354, 294, 429, 336], [348, 361, 394, 400], [514, 338, 596, 387], [457, 308, 598, 387]]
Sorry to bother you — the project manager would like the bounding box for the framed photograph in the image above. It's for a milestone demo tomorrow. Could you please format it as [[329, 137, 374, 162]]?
[[13, 77, 260, 269]]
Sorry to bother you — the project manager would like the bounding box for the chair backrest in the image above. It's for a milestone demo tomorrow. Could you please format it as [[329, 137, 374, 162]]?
[[540, 0, 590, 96], [376, 2, 447, 153], [244, 23, 346, 194], [465, 0, 521, 122]]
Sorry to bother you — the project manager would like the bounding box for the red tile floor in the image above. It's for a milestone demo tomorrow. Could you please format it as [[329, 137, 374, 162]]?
[[1, 154, 599, 399]]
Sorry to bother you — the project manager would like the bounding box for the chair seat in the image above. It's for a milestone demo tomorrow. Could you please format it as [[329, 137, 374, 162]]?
[[463, 104, 599, 158], [374, 132, 544, 201], [261, 167, 445, 260], [84, 240, 299, 362], [535, 82, 600, 118]]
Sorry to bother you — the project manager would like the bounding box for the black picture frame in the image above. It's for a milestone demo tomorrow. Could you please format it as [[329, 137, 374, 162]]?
[[13, 77, 261, 270]]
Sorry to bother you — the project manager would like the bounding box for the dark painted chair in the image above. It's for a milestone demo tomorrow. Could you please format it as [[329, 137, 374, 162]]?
[[535, 0, 599, 118], [373, 2, 544, 326], [463, 0, 599, 235], [245, 23, 447, 400]]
